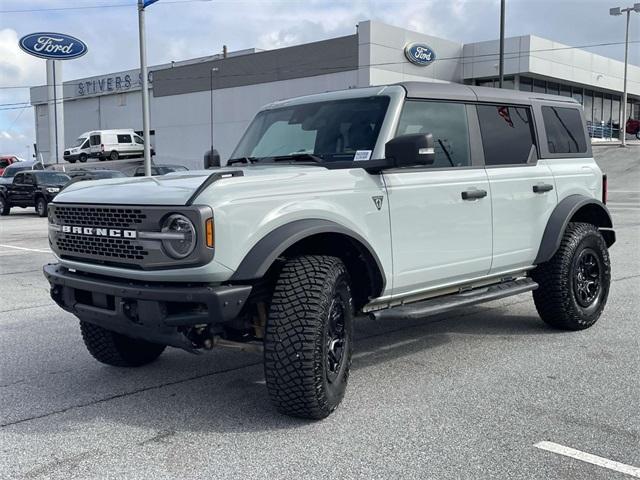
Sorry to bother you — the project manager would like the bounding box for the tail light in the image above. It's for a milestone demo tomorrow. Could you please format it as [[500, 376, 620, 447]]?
[[602, 174, 608, 204]]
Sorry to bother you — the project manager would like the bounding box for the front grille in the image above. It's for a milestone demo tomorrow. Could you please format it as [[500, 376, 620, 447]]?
[[56, 234, 148, 260], [53, 205, 147, 229], [49, 203, 213, 270]]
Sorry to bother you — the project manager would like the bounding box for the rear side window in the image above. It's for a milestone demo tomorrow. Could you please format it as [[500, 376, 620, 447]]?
[[541, 106, 587, 154], [396, 100, 471, 168], [117, 134, 132, 144], [477, 105, 536, 165], [90, 135, 101, 146], [0, 159, 9, 168]]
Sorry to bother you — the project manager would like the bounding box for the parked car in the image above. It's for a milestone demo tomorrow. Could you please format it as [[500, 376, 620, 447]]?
[[0, 170, 70, 216], [626, 118, 640, 139], [132, 164, 188, 176], [63, 134, 91, 163], [44, 82, 615, 419], [0, 155, 23, 175], [65, 169, 127, 186], [80, 129, 154, 161], [0, 159, 44, 185]]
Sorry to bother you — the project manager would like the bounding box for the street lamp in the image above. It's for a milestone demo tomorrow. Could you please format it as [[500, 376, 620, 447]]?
[[610, 3, 640, 147], [137, 0, 159, 176]]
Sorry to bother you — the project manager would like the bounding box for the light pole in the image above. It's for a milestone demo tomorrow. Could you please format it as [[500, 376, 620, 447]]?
[[137, 0, 159, 176], [610, 3, 640, 147], [498, 0, 505, 88]]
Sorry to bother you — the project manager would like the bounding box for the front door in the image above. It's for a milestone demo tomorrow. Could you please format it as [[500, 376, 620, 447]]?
[[384, 100, 492, 298], [475, 104, 557, 273]]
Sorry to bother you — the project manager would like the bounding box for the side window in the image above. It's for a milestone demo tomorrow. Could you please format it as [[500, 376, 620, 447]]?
[[541, 106, 587, 154], [13, 173, 24, 184], [396, 101, 471, 168], [23, 173, 34, 185], [134, 135, 144, 145], [117, 134, 132, 144], [477, 105, 536, 166], [81, 140, 89, 149], [90, 135, 101, 146], [0, 159, 9, 168]]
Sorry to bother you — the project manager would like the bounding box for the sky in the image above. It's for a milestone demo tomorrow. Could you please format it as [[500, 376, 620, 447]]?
[[0, 0, 638, 157]]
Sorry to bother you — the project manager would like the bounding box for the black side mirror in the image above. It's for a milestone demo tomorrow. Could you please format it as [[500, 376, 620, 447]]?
[[385, 133, 435, 168], [204, 149, 221, 169]]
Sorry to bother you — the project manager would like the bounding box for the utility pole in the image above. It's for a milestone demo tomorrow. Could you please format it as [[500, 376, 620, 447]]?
[[137, 0, 158, 175], [498, 0, 505, 88], [610, 3, 640, 147]]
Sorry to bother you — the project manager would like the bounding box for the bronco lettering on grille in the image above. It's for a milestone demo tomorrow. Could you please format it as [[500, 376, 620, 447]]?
[[61, 225, 137, 239]]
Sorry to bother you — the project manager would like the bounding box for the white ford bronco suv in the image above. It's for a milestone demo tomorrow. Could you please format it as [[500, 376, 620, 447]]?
[[44, 82, 615, 419]]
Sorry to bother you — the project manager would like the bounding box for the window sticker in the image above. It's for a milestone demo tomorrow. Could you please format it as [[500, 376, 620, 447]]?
[[353, 150, 372, 161]]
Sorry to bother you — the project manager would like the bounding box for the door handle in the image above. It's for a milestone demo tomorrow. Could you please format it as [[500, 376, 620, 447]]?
[[461, 189, 487, 200], [533, 183, 554, 193]]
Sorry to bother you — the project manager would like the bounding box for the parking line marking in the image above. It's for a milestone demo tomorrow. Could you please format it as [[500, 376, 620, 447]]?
[[0, 244, 51, 254], [534, 441, 640, 478]]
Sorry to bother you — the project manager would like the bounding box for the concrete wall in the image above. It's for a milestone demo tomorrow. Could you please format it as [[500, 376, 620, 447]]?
[[357, 20, 464, 87]]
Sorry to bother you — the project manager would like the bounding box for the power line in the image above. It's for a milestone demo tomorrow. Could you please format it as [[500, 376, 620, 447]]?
[[0, 0, 213, 14], [1, 38, 638, 93]]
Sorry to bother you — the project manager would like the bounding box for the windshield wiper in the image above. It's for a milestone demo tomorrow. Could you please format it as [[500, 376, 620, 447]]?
[[227, 157, 259, 165], [269, 153, 324, 163]]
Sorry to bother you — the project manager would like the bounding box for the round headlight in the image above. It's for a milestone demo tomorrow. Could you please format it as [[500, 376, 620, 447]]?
[[161, 214, 196, 259]]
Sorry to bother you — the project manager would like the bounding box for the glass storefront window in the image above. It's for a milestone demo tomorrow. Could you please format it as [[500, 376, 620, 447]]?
[[603, 94, 612, 124], [533, 79, 546, 93], [502, 77, 515, 89], [584, 90, 593, 122], [477, 79, 495, 88], [612, 96, 621, 126], [593, 92, 603, 122], [560, 85, 571, 97], [519, 76, 532, 92], [547, 82, 560, 95], [572, 87, 583, 105]]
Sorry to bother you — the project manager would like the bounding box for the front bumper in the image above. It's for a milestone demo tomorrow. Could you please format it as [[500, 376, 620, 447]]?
[[44, 263, 252, 350]]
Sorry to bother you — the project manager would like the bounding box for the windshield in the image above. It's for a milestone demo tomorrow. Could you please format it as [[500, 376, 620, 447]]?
[[2, 166, 29, 177], [34, 172, 70, 184], [231, 96, 390, 163], [71, 137, 87, 148]]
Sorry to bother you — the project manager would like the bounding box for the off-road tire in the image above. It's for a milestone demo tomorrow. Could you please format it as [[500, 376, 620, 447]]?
[[80, 321, 166, 367], [35, 197, 47, 217], [0, 196, 9, 216], [79, 153, 88, 163], [532, 222, 610, 330], [264, 255, 354, 419], [109, 150, 119, 161]]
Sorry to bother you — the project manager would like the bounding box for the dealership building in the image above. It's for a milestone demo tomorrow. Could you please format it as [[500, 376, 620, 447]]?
[[30, 20, 640, 168]]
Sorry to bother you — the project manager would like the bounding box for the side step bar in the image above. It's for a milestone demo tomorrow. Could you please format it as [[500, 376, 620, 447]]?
[[372, 278, 538, 321]]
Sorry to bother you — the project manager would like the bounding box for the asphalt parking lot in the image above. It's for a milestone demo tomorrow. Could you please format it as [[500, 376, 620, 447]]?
[[0, 146, 638, 480]]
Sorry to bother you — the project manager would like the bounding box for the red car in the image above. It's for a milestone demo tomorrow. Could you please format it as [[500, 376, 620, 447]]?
[[626, 118, 640, 139], [0, 155, 21, 175]]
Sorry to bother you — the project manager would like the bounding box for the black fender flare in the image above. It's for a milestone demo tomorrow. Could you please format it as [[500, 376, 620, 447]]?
[[229, 218, 386, 290], [534, 194, 614, 264]]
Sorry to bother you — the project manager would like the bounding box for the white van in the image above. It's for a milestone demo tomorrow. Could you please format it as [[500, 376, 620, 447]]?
[[86, 129, 147, 161], [63, 133, 92, 163]]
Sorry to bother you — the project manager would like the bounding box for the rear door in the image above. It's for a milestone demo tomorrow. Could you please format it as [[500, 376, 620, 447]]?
[[383, 100, 492, 297], [117, 133, 134, 156], [477, 104, 557, 274]]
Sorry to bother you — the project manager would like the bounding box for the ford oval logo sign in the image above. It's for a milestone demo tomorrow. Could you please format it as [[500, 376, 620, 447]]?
[[404, 42, 436, 67], [19, 32, 88, 60]]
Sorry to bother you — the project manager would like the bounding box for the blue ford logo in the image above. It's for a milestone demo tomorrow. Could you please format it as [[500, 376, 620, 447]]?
[[19, 32, 88, 60], [404, 42, 436, 66]]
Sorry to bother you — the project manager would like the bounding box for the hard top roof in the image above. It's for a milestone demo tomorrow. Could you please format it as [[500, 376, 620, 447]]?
[[397, 81, 579, 106]]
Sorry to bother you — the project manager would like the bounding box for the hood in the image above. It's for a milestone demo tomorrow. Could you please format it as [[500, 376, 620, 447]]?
[[52, 165, 322, 206]]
